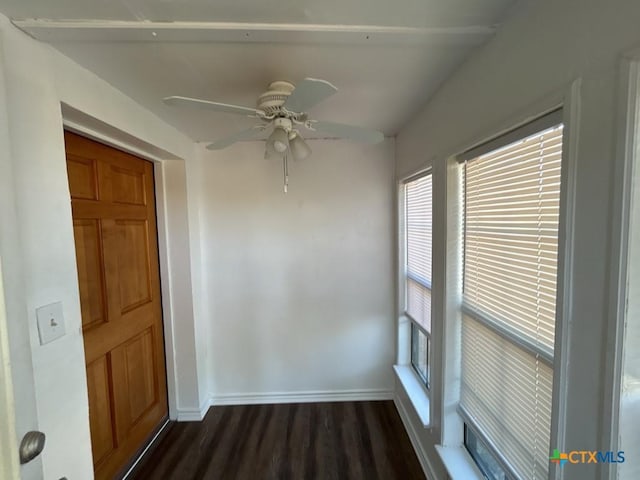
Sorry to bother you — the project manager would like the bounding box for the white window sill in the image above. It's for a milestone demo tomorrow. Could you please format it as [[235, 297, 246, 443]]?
[[393, 365, 430, 426], [435, 445, 484, 480]]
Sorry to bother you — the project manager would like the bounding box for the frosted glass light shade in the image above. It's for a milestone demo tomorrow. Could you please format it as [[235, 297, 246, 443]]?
[[289, 134, 311, 161], [268, 127, 289, 153]]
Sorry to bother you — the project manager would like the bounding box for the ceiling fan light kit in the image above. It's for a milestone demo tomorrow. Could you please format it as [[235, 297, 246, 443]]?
[[163, 77, 384, 191]]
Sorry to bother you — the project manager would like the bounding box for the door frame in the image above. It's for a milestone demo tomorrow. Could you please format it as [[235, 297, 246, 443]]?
[[0, 256, 21, 480], [61, 105, 191, 423]]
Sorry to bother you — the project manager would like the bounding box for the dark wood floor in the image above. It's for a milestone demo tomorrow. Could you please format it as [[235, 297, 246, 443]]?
[[128, 401, 425, 480]]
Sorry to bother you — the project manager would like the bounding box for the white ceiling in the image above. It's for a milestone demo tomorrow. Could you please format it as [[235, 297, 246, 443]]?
[[0, 0, 522, 142]]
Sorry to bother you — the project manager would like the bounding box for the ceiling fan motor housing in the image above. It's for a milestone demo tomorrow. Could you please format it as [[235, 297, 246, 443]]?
[[257, 81, 295, 116]]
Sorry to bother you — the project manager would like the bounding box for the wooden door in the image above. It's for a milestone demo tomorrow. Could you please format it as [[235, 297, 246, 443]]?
[[65, 132, 168, 480]]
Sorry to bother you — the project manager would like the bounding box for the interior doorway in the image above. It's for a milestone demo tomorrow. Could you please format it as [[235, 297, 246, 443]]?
[[65, 131, 168, 479]]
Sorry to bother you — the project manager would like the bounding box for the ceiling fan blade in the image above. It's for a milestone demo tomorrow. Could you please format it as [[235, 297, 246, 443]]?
[[283, 78, 337, 113], [310, 121, 384, 144], [206, 126, 265, 150], [164, 96, 263, 116]]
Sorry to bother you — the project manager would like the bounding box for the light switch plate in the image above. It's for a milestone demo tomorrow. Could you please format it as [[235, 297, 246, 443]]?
[[36, 302, 66, 345]]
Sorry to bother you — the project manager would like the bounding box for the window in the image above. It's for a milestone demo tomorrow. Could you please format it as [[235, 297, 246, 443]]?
[[411, 322, 429, 384], [465, 425, 508, 480], [459, 112, 563, 479], [404, 172, 432, 387]]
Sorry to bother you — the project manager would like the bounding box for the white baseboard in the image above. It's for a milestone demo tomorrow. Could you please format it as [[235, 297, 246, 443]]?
[[176, 399, 211, 421], [177, 388, 394, 420], [210, 388, 394, 406], [393, 393, 440, 480]]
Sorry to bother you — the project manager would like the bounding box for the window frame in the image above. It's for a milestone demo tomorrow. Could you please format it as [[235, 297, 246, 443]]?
[[457, 110, 565, 479], [400, 169, 433, 391], [608, 55, 640, 480], [429, 89, 579, 480]]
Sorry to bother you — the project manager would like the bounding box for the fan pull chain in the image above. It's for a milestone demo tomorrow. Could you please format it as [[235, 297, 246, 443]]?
[[283, 153, 289, 193]]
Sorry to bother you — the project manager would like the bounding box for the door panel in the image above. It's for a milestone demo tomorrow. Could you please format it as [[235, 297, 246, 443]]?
[[110, 329, 158, 433], [86, 356, 115, 466], [65, 131, 167, 480], [124, 329, 157, 421], [110, 166, 147, 205], [67, 155, 98, 200], [72, 219, 107, 330], [115, 220, 152, 311]]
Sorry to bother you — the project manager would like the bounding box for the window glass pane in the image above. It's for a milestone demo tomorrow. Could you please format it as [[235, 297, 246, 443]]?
[[411, 323, 429, 386], [465, 425, 508, 480]]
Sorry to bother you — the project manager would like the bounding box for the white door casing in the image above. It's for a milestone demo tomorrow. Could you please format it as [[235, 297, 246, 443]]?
[[0, 256, 20, 479]]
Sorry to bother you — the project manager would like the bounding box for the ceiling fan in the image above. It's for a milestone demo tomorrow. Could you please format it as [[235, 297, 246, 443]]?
[[163, 78, 384, 191]]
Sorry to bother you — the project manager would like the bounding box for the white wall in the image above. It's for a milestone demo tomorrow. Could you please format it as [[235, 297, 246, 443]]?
[[395, 1, 640, 479], [200, 139, 396, 403], [0, 14, 201, 479], [0, 32, 42, 480]]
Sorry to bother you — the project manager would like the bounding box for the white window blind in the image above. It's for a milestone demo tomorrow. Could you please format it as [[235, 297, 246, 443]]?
[[405, 173, 432, 332], [461, 318, 553, 479], [460, 117, 563, 480]]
